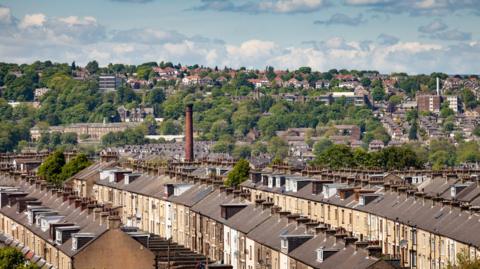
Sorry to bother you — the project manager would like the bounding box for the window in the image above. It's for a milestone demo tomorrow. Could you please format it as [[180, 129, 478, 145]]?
[[411, 250, 417, 267], [411, 228, 417, 246], [316, 248, 324, 262]]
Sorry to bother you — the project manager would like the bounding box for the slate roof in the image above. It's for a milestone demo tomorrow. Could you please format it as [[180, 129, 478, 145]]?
[[0, 180, 107, 257]]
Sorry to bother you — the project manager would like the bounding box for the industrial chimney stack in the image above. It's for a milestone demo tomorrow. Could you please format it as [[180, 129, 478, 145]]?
[[185, 104, 194, 161]]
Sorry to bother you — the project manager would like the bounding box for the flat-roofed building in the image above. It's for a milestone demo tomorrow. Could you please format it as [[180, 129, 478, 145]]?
[[99, 75, 122, 92]]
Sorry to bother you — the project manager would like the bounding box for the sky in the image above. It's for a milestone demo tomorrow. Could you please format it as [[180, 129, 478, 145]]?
[[0, 0, 479, 74]]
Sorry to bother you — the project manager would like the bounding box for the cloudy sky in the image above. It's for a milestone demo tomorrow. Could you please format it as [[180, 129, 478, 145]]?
[[0, 0, 479, 74]]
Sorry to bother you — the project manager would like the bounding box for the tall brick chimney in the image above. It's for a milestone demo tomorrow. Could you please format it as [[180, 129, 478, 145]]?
[[185, 104, 194, 161]]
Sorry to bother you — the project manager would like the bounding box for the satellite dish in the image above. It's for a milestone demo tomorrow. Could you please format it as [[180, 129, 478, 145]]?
[[400, 239, 408, 249]]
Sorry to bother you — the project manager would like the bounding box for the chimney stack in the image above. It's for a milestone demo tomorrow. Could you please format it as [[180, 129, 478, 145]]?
[[185, 104, 194, 161]]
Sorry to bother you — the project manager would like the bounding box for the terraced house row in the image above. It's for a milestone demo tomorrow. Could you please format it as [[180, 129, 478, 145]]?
[[0, 162, 233, 269], [241, 167, 480, 269], [2, 153, 480, 269], [69, 159, 480, 269], [67, 161, 399, 269], [0, 174, 156, 269]]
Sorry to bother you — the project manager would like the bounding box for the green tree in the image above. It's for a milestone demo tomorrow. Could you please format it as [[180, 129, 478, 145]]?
[[267, 136, 289, 159], [37, 150, 66, 184], [429, 139, 457, 169], [360, 78, 371, 87], [313, 138, 333, 156], [448, 250, 480, 269], [315, 144, 354, 169], [86, 60, 99, 74], [440, 106, 455, 118], [373, 146, 423, 170], [147, 88, 166, 105], [473, 126, 480, 137], [158, 119, 181, 135], [233, 145, 252, 159], [388, 95, 402, 105], [225, 159, 250, 187], [58, 153, 92, 183], [352, 148, 375, 168], [408, 122, 418, 140], [462, 88, 478, 110], [0, 247, 38, 269], [457, 142, 480, 164], [371, 87, 386, 101], [212, 136, 235, 154], [0, 247, 24, 269]]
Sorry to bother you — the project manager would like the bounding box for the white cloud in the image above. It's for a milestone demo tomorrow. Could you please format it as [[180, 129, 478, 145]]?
[[227, 40, 277, 58], [418, 19, 447, 33], [192, 0, 328, 14], [344, 0, 392, 4], [314, 13, 365, 26], [58, 16, 97, 25], [19, 13, 46, 29], [258, 0, 326, 13], [344, 0, 479, 15], [111, 28, 187, 44], [0, 6, 479, 74], [0, 6, 12, 24]]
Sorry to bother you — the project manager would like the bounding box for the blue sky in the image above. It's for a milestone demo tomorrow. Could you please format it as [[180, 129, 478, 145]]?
[[0, 0, 479, 74]]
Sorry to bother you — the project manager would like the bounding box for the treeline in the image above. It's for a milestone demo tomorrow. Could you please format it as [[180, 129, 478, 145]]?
[[312, 138, 480, 170], [101, 126, 150, 147], [37, 151, 92, 186], [313, 144, 424, 170]]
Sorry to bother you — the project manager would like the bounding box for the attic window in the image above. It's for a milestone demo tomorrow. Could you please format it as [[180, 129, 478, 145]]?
[[281, 238, 288, 249]]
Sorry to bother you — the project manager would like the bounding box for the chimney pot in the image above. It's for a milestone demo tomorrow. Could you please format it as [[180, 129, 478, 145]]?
[[93, 208, 103, 221], [68, 195, 76, 205], [107, 215, 122, 230], [325, 229, 337, 236], [100, 212, 109, 226], [287, 213, 300, 223], [334, 233, 347, 244], [366, 245, 383, 258], [74, 199, 82, 208], [315, 225, 328, 235], [344, 237, 358, 246], [87, 204, 96, 214], [354, 241, 369, 251], [278, 210, 291, 217], [270, 205, 281, 215], [262, 201, 274, 210]]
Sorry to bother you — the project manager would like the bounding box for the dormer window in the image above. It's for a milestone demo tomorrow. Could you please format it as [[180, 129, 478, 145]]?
[[281, 238, 288, 250], [56, 230, 62, 244], [72, 237, 78, 251], [316, 247, 324, 262], [316, 247, 339, 262], [359, 196, 365, 206]]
